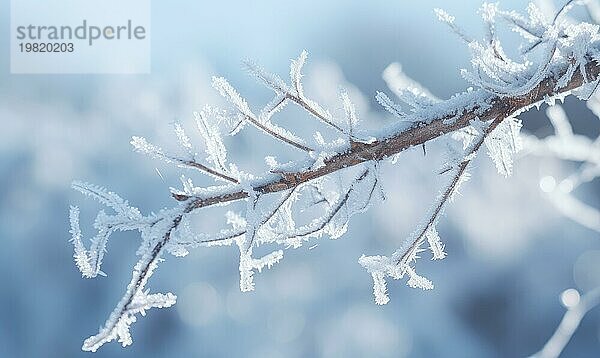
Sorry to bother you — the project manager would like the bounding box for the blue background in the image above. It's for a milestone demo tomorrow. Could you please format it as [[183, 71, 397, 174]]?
[[0, 1, 598, 357]]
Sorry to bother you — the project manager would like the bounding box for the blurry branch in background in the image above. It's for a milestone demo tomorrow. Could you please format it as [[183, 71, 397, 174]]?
[[533, 287, 600, 358], [69, 1, 600, 352], [523, 103, 600, 232]]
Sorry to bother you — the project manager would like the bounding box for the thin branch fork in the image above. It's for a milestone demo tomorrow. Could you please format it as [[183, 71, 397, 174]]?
[[288, 93, 349, 135], [396, 115, 505, 268], [241, 112, 313, 152], [181, 160, 239, 184]]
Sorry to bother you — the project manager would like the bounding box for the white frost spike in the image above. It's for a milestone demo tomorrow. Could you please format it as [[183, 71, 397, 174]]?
[[236, 236, 284, 292], [165, 241, 189, 257], [173, 123, 192, 151], [452, 126, 480, 150], [194, 109, 229, 172], [131, 136, 215, 177], [287, 51, 337, 130], [69, 182, 145, 278], [358, 255, 392, 305], [128, 291, 177, 316], [485, 117, 523, 177], [264, 156, 279, 170], [72, 181, 141, 219], [434, 8, 454, 25], [290, 50, 308, 97], [238, 252, 255, 292], [371, 271, 390, 305], [382, 63, 440, 102], [375, 91, 405, 118], [405, 266, 434, 290], [226, 210, 247, 230], [81, 258, 170, 352], [212, 76, 254, 118], [254, 250, 284, 273], [434, 8, 473, 43], [425, 227, 446, 260], [480, 2, 498, 42], [243, 59, 290, 94], [382, 62, 440, 105], [382, 63, 440, 111], [340, 89, 359, 134], [259, 94, 288, 123], [69, 206, 94, 278], [131, 136, 166, 160], [359, 250, 434, 301], [449, 171, 471, 202]]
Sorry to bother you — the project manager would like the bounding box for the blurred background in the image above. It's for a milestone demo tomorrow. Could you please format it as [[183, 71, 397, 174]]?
[[0, 0, 599, 357]]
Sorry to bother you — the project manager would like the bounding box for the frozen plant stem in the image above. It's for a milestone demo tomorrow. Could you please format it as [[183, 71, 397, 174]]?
[[70, 2, 600, 351]]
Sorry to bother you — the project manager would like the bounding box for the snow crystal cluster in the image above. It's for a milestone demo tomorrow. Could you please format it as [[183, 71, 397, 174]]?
[[439, 2, 600, 97], [69, 1, 600, 351]]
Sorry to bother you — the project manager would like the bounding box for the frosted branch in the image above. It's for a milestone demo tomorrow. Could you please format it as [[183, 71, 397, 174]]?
[[212, 76, 312, 152], [69, 2, 600, 351], [360, 117, 505, 304]]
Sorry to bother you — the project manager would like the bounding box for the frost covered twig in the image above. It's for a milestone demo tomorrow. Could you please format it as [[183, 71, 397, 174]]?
[[131, 134, 240, 184], [244, 50, 350, 137], [211, 76, 313, 152], [69, 2, 600, 351], [359, 115, 519, 303]]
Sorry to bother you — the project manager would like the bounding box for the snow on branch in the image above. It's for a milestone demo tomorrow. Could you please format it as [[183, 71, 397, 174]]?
[[212, 75, 312, 152], [446, 0, 600, 97], [69, 182, 146, 278], [360, 116, 505, 303], [245, 51, 352, 137], [130, 129, 239, 184], [70, 1, 600, 351]]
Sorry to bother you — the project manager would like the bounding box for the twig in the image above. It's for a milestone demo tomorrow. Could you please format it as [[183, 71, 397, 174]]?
[[396, 116, 504, 267], [241, 113, 313, 152]]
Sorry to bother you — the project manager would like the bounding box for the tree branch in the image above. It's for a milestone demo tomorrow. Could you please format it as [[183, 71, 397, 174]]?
[[72, 2, 600, 349], [175, 59, 600, 209]]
